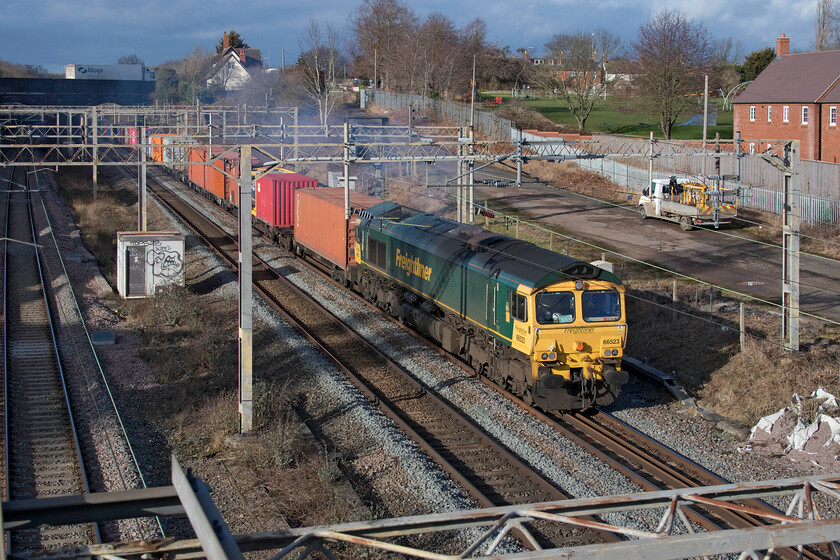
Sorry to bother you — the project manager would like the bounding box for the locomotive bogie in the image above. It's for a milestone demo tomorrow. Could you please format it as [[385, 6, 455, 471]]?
[[354, 202, 629, 411]]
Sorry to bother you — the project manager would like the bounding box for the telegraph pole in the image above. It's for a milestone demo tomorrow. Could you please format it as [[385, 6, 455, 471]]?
[[139, 127, 147, 231], [238, 146, 254, 433], [782, 140, 801, 352], [91, 107, 98, 199]]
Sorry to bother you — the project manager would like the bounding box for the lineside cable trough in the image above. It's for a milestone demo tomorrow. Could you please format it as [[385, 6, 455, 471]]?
[[623, 356, 750, 438]]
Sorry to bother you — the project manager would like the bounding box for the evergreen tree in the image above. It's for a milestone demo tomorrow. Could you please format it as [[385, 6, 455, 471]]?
[[216, 30, 249, 54], [741, 47, 776, 82]]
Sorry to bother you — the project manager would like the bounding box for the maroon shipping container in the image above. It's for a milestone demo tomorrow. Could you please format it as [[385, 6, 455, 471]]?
[[255, 172, 318, 230], [295, 188, 381, 269], [127, 127, 138, 145]]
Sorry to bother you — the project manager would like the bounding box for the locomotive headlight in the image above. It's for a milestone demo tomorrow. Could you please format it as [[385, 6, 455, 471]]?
[[575, 281, 584, 290], [604, 349, 611, 357], [612, 349, 620, 357], [541, 352, 549, 360], [548, 352, 557, 361]]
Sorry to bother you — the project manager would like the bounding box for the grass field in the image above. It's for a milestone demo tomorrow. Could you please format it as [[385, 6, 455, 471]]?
[[518, 95, 734, 140]]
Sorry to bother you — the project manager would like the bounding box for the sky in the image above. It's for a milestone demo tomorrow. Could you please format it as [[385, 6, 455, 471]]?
[[4, 0, 820, 74]]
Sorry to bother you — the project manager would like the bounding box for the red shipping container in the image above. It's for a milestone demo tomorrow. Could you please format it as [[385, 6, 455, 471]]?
[[128, 127, 138, 145], [255, 172, 318, 229], [295, 188, 381, 269]]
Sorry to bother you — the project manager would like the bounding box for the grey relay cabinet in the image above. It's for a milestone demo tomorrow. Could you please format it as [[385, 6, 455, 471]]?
[[116, 231, 185, 298]]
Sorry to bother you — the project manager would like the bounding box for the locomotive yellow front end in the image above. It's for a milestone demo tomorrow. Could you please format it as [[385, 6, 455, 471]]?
[[513, 280, 629, 410]]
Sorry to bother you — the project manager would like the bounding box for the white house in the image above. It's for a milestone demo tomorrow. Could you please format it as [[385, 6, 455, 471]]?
[[206, 33, 263, 91]]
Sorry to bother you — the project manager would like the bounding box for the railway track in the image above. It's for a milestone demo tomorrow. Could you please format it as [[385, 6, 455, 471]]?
[[143, 165, 828, 556], [469, 375, 827, 559], [2, 166, 98, 552], [144, 170, 618, 549]]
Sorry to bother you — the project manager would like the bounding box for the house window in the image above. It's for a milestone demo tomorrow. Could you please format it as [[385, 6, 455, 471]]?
[[802, 106, 809, 125], [783, 106, 789, 122], [831, 106, 837, 126], [749, 106, 756, 121], [767, 106, 772, 122]]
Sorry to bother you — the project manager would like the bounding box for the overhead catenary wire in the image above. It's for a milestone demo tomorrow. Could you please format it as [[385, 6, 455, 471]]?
[[732, 213, 840, 251], [381, 182, 805, 354], [401, 179, 840, 329], [537, 180, 840, 297], [545, 177, 840, 266]]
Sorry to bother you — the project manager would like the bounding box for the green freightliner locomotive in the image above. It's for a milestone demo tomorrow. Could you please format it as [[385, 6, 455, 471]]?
[[353, 201, 628, 411]]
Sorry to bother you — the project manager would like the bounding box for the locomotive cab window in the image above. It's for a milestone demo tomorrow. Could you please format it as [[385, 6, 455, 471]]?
[[510, 292, 527, 322], [582, 291, 621, 322], [536, 292, 574, 325]]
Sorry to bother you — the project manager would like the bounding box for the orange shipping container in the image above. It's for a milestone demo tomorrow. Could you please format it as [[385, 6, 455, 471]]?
[[188, 146, 225, 200], [204, 158, 226, 200], [188, 147, 206, 187], [150, 133, 176, 162], [295, 188, 381, 270]]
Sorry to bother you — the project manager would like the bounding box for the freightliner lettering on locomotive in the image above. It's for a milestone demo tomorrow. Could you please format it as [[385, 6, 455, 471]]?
[[353, 201, 628, 411]]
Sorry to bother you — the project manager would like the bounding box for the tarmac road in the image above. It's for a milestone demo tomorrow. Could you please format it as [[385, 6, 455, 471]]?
[[469, 176, 840, 325]]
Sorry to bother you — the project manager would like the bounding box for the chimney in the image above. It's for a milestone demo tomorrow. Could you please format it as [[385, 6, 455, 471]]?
[[239, 48, 247, 62], [223, 32, 230, 50], [776, 33, 790, 57]]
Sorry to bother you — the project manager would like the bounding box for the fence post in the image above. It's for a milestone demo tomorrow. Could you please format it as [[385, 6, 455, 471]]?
[[740, 302, 746, 353], [672, 280, 678, 323]]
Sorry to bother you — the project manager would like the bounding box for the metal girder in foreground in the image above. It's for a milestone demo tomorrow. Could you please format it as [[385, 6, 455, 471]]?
[[3, 456, 242, 560], [9, 474, 840, 560]]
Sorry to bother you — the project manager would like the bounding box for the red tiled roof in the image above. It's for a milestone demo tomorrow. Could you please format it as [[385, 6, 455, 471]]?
[[735, 50, 840, 104]]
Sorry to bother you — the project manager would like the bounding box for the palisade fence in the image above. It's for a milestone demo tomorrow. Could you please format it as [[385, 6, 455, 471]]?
[[371, 91, 840, 224], [372, 90, 513, 142], [575, 135, 840, 225]]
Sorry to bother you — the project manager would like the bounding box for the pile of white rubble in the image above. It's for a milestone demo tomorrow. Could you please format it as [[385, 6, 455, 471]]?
[[746, 388, 840, 469]]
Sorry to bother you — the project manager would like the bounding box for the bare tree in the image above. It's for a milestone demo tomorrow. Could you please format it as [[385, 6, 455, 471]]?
[[816, 0, 840, 50], [593, 28, 623, 74], [297, 18, 343, 133], [709, 37, 745, 95], [162, 46, 214, 104], [632, 9, 715, 139], [415, 13, 460, 97], [536, 29, 620, 132], [207, 56, 240, 92], [349, 0, 417, 88], [118, 53, 144, 65], [712, 37, 744, 66]]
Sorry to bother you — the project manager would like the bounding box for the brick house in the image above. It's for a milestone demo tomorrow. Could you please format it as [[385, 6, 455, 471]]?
[[528, 52, 604, 89], [734, 34, 840, 162]]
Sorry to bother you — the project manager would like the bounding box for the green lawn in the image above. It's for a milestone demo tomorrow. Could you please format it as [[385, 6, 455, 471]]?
[[521, 96, 733, 140]]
